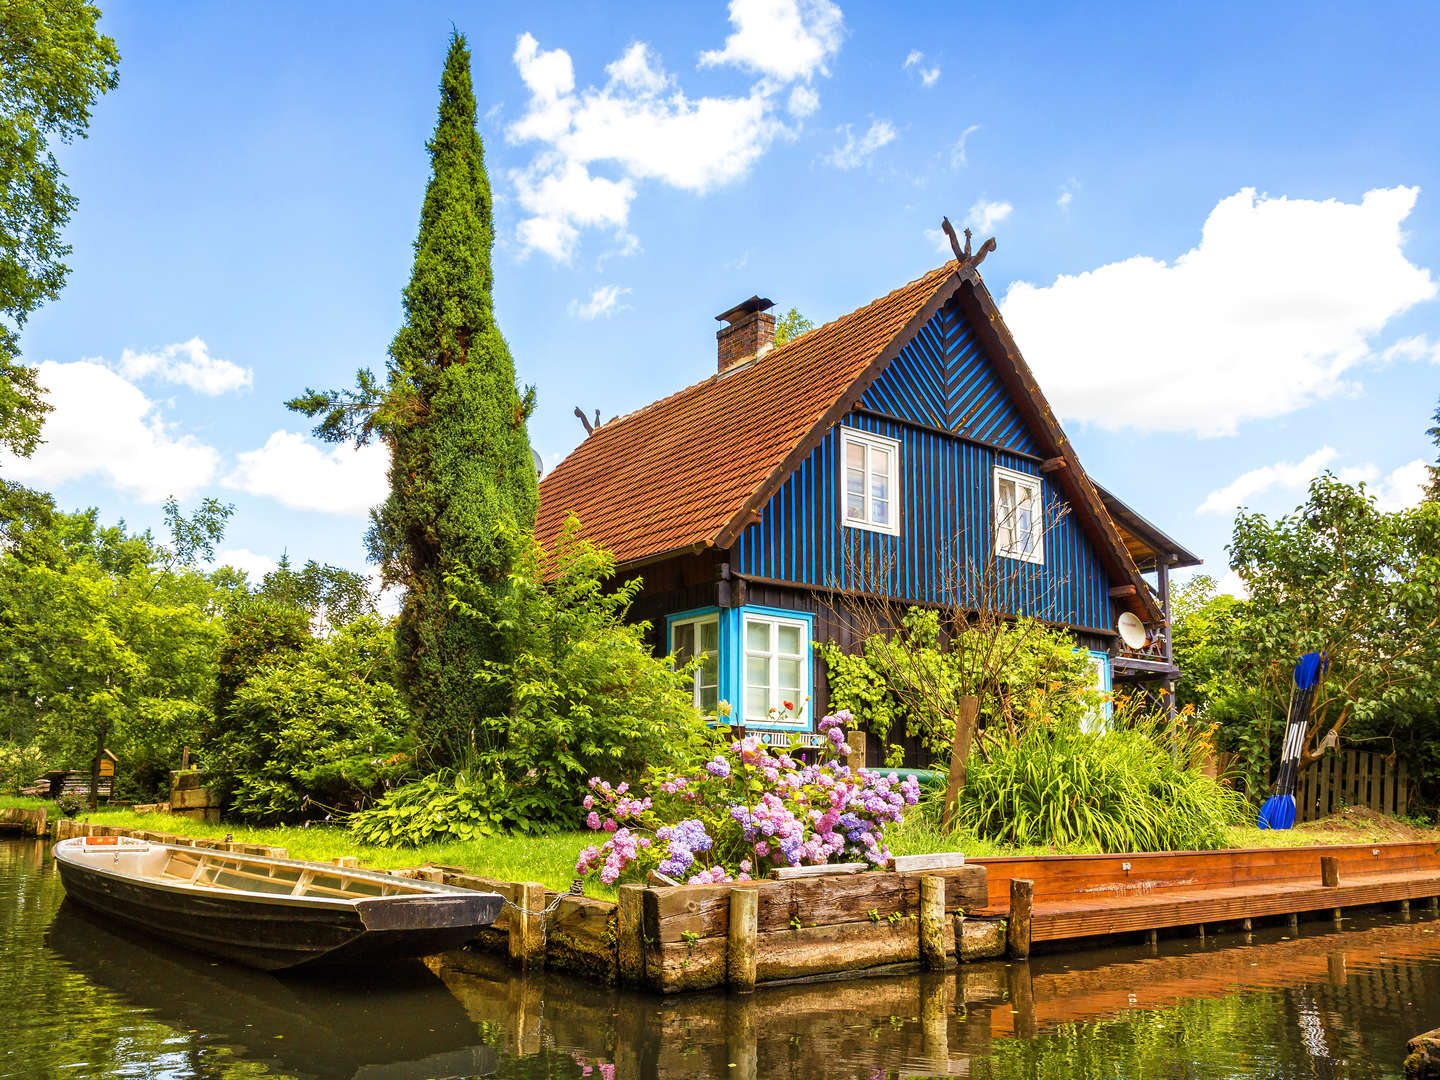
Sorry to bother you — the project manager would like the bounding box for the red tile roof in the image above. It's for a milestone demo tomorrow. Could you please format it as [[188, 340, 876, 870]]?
[[537, 263, 961, 565]]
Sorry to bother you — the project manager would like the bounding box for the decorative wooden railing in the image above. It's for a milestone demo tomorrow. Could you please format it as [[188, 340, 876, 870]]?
[[1296, 750, 1408, 822]]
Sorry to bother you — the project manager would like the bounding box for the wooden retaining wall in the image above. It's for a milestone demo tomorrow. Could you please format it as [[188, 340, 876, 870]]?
[[0, 806, 46, 836]]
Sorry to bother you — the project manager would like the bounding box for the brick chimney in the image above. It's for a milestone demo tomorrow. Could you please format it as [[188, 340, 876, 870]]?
[[715, 296, 775, 375]]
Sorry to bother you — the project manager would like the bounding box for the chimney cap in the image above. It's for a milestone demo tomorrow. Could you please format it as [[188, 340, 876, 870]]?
[[715, 296, 774, 324]]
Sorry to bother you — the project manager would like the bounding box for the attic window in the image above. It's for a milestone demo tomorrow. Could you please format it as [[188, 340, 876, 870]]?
[[840, 428, 900, 536], [994, 466, 1043, 564]]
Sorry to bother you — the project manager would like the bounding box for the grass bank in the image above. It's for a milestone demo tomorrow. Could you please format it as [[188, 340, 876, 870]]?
[[17, 799, 1436, 897]]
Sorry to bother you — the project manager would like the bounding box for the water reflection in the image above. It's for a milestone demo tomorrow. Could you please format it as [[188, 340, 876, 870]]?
[[5, 838, 1440, 1080]]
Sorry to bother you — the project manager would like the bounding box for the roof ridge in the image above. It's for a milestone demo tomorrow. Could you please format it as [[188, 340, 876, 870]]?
[[543, 262, 955, 474]]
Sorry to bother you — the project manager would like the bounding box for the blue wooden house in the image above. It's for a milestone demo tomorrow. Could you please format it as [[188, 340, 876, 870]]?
[[536, 248, 1199, 764]]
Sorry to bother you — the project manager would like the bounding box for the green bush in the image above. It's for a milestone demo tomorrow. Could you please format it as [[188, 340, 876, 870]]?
[[207, 616, 417, 823], [957, 713, 1245, 852], [348, 770, 539, 847], [440, 518, 715, 825], [820, 611, 1100, 763]]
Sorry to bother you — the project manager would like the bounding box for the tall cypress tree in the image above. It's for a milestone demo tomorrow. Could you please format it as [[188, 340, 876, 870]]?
[[290, 33, 537, 757]]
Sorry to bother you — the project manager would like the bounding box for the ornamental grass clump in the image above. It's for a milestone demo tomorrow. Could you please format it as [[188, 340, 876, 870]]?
[[574, 711, 920, 886], [958, 712, 1246, 853]]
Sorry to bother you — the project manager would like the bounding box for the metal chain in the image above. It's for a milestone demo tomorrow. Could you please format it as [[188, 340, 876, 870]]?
[[499, 884, 577, 919]]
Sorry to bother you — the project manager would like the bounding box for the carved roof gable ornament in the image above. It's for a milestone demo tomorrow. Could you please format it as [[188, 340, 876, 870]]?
[[940, 216, 996, 270]]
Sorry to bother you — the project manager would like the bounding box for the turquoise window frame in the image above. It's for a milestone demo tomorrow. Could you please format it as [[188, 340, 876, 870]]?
[[665, 606, 722, 720], [1084, 648, 1113, 730], [729, 604, 815, 732]]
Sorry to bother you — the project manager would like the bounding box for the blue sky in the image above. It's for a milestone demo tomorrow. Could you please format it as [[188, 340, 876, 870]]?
[[7, 0, 1439, 595]]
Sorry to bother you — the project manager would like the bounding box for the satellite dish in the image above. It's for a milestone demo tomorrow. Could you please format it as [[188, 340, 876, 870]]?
[[531, 446, 544, 477], [1116, 611, 1147, 650]]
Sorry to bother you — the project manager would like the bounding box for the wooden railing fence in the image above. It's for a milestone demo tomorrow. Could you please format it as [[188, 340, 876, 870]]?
[[1296, 749, 1407, 822]]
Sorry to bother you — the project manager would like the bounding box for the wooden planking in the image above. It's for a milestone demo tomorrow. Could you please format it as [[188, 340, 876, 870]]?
[[732, 413, 1114, 631], [973, 841, 1440, 908], [646, 867, 987, 943], [1030, 872, 1440, 942]]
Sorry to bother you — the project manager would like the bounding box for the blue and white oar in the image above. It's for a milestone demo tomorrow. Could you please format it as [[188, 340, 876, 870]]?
[[1257, 651, 1328, 830]]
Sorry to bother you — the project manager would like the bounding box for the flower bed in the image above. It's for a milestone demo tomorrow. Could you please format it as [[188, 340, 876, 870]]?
[[575, 712, 920, 886]]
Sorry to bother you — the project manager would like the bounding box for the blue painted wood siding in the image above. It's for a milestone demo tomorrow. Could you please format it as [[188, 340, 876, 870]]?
[[732, 299, 1112, 632], [860, 299, 1038, 455]]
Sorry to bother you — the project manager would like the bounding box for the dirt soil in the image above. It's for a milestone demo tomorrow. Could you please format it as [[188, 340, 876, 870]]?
[[1244, 805, 1438, 845]]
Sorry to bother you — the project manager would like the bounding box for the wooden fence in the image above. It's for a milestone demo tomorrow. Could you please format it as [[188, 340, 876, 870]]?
[[1296, 750, 1408, 822]]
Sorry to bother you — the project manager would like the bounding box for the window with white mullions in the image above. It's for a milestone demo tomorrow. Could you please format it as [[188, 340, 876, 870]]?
[[993, 465, 1043, 564], [671, 614, 720, 715], [742, 613, 807, 723], [841, 428, 900, 535]]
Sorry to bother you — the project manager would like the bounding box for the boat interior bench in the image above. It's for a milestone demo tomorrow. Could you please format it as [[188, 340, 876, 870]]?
[[969, 842, 1440, 942]]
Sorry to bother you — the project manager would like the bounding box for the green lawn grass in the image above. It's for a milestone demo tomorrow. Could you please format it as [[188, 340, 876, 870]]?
[[20, 795, 1435, 898]]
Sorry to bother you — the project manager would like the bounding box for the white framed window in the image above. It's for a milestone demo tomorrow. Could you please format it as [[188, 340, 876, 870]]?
[[1082, 650, 1113, 733], [841, 428, 900, 536], [993, 466, 1043, 564], [671, 613, 720, 715], [742, 612, 808, 724]]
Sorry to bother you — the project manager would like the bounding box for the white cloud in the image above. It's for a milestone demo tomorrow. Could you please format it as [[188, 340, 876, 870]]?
[[1217, 568, 1250, 600], [1340, 458, 1431, 511], [0, 360, 219, 501], [699, 0, 844, 81], [949, 123, 980, 168], [224, 431, 389, 516], [1197, 446, 1338, 514], [787, 84, 819, 118], [924, 226, 951, 257], [965, 198, 1012, 234], [1001, 186, 1438, 436], [118, 336, 252, 395], [213, 548, 279, 580], [824, 119, 896, 170], [568, 284, 631, 319], [1057, 191, 1073, 209], [1381, 334, 1440, 365], [509, 6, 839, 260], [902, 48, 940, 86], [1199, 448, 1430, 517]]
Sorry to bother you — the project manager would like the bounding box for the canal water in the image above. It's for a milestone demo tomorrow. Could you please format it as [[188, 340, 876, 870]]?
[[4, 839, 1438, 1080]]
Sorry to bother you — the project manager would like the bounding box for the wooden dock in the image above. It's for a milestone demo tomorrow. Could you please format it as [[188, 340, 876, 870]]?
[[43, 820, 1440, 991], [972, 841, 1440, 946]]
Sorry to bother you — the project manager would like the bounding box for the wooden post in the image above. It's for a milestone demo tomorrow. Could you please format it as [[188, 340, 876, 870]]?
[[942, 695, 980, 832], [724, 995, 758, 1080], [920, 876, 949, 970], [617, 884, 645, 988], [1402, 899, 1412, 920], [1005, 961, 1037, 1040], [1321, 856, 1340, 888], [509, 881, 547, 969], [1240, 918, 1252, 931], [1287, 913, 1299, 933], [1333, 907, 1343, 927], [727, 886, 758, 991], [1197, 923, 1206, 942], [181, 745, 190, 771], [919, 973, 950, 1062], [1428, 896, 1438, 916], [1006, 878, 1034, 959]]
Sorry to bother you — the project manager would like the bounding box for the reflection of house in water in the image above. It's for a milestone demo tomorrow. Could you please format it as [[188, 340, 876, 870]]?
[[431, 915, 1440, 1079]]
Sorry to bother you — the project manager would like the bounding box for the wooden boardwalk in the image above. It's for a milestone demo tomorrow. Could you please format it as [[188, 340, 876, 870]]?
[[971, 840, 1440, 946]]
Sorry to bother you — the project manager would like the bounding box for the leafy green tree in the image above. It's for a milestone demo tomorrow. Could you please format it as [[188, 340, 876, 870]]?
[[1427, 395, 1440, 501], [207, 616, 414, 823], [1194, 474, 1440, 798], [0, 0, 120, 456], [437, 518, 711, 826], [773, 307, 814, 347], [255, 553, 375, 627], [288, 33, 537, 760], [1, 497, 232, 802]]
